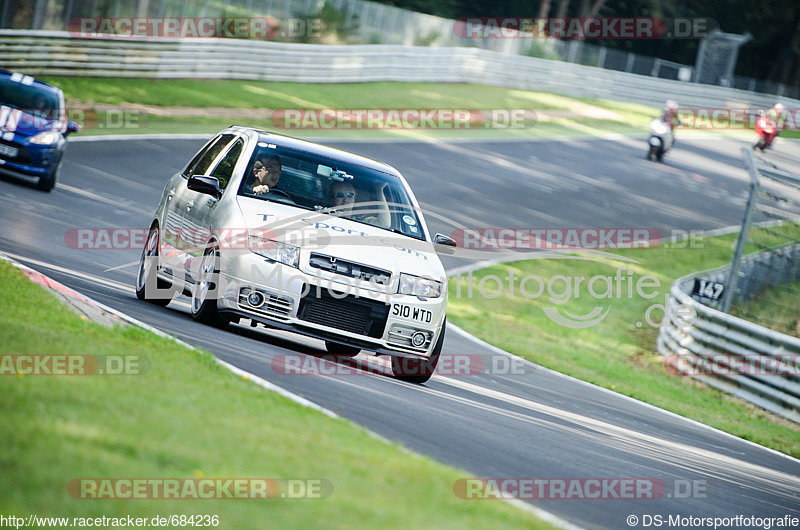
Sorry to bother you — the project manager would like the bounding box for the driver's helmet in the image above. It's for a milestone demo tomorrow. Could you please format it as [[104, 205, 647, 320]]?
[[774, 103, 785, 113], [665, 100, 678, 111]]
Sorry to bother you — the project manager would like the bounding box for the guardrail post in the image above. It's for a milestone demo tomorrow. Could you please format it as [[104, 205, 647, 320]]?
[[567, 40, 580, 63], [721, 148, 762, 313], [32, 0, 48, 30], [625, 52, 634, 73], [1, 0, 11, 29], [651, 58, 661, 77]]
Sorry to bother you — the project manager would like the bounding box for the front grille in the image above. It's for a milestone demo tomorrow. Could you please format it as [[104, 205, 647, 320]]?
[[297, 288, 389, 338], [0, 139, 30, 164], [309, 253, 391, 285]]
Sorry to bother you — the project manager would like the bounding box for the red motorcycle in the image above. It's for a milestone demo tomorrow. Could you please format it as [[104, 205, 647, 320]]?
[[754, 113, 777, 151]]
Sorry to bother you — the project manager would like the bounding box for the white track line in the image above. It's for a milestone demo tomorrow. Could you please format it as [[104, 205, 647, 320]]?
[[446, 323, 800, 465]]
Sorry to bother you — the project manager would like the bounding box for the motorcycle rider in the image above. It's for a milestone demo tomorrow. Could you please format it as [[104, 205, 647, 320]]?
[[662, 100, 681, 128], [753, 103, 785, 151], [753, 110, 776, 151], [661, 100, 681, 142], [767, 102, 786, 133]]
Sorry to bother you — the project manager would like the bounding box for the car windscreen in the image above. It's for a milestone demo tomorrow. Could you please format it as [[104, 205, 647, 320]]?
[[238, 145, 425, 241], [0, 77, 61, 120]]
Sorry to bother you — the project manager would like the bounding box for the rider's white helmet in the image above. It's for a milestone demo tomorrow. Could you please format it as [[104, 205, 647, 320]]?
[[666, 100, 678, 111], [775, 103, 785, 113]]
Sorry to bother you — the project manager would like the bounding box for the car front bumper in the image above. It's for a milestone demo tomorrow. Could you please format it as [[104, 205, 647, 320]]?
[[214, 253, 446, 359], [0, 141, 62, 177]]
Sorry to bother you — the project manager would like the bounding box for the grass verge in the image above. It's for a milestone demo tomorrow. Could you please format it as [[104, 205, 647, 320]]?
[[0, 260, 552, 529], [446, 233, 800, 457], [731, 278, 800, 339], [42, 77, 764, 140], [46, 77, 661, 139]]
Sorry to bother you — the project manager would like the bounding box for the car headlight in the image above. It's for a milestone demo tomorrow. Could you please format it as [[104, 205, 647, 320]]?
[[248, 236, 299, 268], [398, 273, 442, 298], [29, 131, 60, 145]]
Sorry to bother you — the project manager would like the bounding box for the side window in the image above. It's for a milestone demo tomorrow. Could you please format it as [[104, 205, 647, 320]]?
[[184, 134, 234, 177], [209, 138, 244, 190], [183, 136, 217, 177]]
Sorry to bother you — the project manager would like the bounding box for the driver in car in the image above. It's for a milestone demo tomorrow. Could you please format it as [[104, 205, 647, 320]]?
[[247, 155, 281, 195]]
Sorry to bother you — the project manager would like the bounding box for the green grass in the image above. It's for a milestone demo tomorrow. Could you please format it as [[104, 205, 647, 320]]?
[[731, 278, 800, 339], [729, 223, 800, 337], [446, 234, 800, 457], [43, 76, 764, 140], [41, 77, 770, 140], [80, 112, 652, 139], [0, 260, 552, 529], [44, 78, 633, 111], [44, 77, 660, 139]]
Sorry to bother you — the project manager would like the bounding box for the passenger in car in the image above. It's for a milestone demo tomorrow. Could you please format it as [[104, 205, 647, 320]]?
[[330, 180, 390, 228], [330, 180, 357, 209]]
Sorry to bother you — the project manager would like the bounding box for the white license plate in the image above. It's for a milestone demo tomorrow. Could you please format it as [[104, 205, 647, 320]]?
[[0, 144, 18, 158], [391, 303, 433, 323]]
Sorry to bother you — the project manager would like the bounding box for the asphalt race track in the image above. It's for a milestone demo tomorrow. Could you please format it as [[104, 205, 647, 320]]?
[[1, 133, 799, 529]]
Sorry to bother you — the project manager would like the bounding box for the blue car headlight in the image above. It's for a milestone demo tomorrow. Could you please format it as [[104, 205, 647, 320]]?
[[29, 131, 60, 145], [248, 235, 300, 268]]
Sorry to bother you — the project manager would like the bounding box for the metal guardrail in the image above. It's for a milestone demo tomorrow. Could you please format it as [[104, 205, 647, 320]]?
[[657, 253, 800, 424], [1, 30, 799, 110]]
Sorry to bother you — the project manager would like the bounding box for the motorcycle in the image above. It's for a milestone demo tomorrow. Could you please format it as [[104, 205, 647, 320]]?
[[647, 118, 674, 162], [753, 114, 777, 151]]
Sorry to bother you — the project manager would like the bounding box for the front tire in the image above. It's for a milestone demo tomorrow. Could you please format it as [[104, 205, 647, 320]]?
[[35, 162, 59, 192], [324, 341, 360, 357], [135, 225, 173, 307], [391, 321, 445, 384], [191, 246, 228, 328]]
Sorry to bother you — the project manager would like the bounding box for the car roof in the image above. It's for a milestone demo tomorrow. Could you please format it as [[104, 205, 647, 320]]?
[[228, 126, 403, 178], [0, 69, 61, 93]]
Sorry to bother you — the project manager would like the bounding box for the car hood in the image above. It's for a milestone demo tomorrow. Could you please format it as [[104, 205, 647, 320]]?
[[0, 105, 64, 138], [236, 195, 444, 281]]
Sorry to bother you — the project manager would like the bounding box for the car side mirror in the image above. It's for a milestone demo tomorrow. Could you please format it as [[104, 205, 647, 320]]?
[[188, 175, 222, 199], [65, 121, 81, 136], [433, 233, 457, 255]]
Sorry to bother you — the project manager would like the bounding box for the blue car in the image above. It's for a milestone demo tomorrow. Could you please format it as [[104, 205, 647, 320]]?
[[0, 70, 79, 191]]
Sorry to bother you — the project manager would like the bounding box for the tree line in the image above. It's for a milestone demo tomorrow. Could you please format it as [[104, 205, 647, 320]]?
[[373, 0, 800, 86]]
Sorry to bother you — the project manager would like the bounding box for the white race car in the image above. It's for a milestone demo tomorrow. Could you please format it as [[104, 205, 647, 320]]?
[[136, 127, 456, 383]]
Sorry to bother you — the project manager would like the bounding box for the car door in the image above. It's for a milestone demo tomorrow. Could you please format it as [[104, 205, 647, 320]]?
[[160, 136, 216, 277], [162, 134, 234, 284], [180, 133, 239, 283]]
